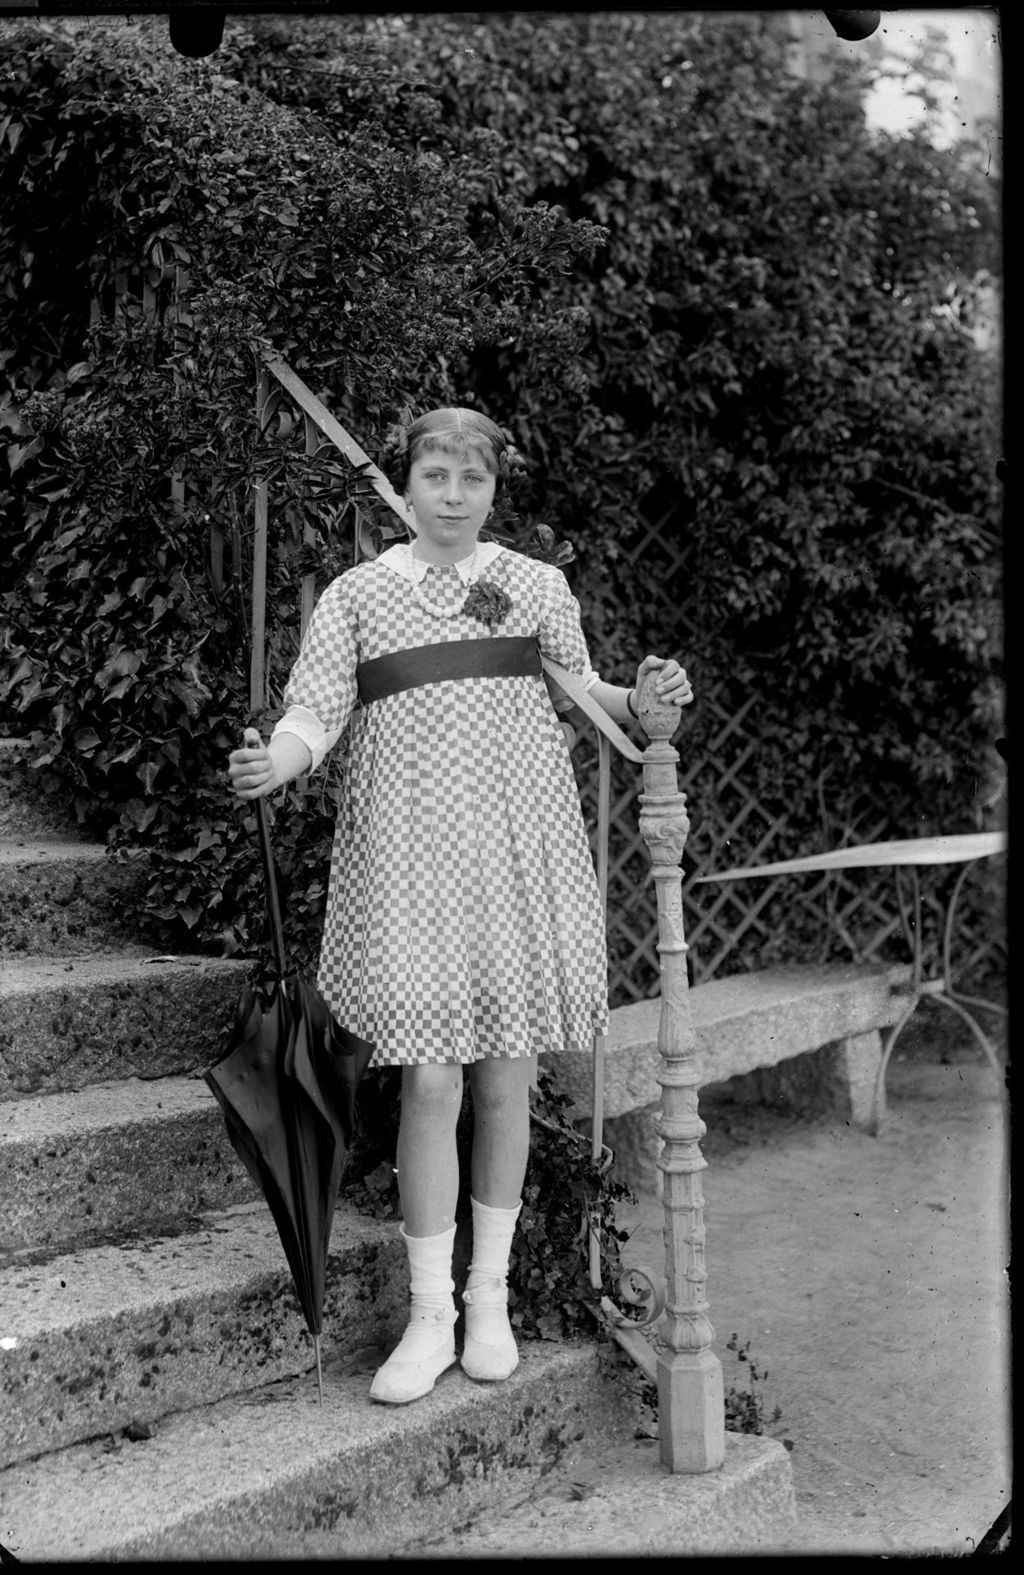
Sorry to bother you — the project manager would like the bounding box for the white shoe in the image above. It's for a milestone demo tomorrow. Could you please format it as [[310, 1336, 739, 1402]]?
[[369, 1307, 456, 1404], [460, 1278, 519, 1382]]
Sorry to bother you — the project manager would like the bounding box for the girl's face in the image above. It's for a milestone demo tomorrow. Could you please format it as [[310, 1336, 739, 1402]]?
[[404, 442, 497, 561]]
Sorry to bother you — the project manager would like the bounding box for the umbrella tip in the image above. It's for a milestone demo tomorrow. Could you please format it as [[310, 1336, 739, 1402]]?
[[314, 1334, 325, 1405]]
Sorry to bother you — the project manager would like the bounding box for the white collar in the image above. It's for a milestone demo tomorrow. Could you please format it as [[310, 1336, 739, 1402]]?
[[378, 540, 504, 585]]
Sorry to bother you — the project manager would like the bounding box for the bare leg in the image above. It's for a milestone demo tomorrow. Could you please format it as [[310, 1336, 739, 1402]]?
[[370, 1063, 464, 1405], [396, 1062, 463, 1236], [468, 1054, 534, 1207], [461, 1055, 533, 1382]]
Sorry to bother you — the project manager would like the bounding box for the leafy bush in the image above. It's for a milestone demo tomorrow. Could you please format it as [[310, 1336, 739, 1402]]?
[[0, 14, 604, 962], [0, 10, 1003, 980], [0, 12, 1003, 1348], [315, 11, 1001, 800]]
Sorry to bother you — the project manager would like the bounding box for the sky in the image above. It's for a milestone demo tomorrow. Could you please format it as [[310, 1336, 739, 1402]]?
[[860, 7, 1001, 151]]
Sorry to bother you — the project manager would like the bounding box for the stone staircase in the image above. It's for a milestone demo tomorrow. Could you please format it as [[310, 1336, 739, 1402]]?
[[0, 738, 796, 1560]]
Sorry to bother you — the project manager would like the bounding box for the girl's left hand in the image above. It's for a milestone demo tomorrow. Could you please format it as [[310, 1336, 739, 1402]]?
[[635, 654, 694, 708]]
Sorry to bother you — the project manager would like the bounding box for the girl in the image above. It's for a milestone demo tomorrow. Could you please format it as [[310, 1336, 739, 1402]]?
[[228, 407, 693, 1405]]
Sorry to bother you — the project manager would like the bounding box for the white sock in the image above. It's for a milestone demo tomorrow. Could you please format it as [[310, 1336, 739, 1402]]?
[[465, 1196, 522, 1299], [461, 1198, 521, 1380], [369, 1225, 457, 1403], [402, 1222, 457, 1324]]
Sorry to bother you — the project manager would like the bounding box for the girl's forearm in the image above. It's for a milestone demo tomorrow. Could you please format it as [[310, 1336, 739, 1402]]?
[[589, 679, 635, 726]]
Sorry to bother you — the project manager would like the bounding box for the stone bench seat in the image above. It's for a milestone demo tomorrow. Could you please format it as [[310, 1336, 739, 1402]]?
[[551, 961, 912, 1192]]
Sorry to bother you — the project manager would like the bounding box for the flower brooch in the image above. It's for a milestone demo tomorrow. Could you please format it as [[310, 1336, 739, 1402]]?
[[463, 580, 513, 628]]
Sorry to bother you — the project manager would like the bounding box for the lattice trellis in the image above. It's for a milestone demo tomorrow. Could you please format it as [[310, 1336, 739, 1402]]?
[[204, 350, 1007, 1009], [577, 711, 1006, 1006], [572, 492, 1006, 1007], [101, 264, 1003, 1009]]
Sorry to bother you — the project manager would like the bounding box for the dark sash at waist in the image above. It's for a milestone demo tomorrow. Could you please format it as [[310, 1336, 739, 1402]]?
[[356, 637, 542, 705]]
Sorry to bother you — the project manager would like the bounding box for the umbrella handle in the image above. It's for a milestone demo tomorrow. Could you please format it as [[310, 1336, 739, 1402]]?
[[256, 795, 289, 976]]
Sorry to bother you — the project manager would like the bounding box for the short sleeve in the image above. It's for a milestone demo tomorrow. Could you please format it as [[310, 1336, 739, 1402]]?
[[271, 575, 359, 772], [536, 565, 600, 689]]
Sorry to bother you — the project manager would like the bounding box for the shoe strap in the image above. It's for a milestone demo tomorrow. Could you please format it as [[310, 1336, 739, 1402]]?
[[463, 1278, 508, 1307]]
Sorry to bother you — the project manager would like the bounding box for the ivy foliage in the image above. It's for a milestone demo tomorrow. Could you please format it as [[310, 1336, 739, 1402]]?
[[220, 10, 1004, 902], [0, 14, 603, 961], [0, 11, 1003, 974], [233, 9, 1002, 795]]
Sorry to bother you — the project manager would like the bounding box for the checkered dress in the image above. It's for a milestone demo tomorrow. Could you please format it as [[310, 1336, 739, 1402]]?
[[281, 547, 609, 1067]]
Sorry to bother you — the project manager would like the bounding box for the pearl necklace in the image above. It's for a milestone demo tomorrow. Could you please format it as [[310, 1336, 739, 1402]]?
[[408, 545, 480, 620]]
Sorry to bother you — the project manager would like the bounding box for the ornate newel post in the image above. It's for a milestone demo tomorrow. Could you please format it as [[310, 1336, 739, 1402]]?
[[636, 669, 725, 1474]]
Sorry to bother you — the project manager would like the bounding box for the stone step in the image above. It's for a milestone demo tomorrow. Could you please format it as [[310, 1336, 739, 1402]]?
[[0, 951, 252, 1097], [377, 1430, 798, 1559], [0, 1339, 787, 1561], [0, 835, 157, 956], [0, 1075, 259, 1258], [0, 1199, 407, 1471]]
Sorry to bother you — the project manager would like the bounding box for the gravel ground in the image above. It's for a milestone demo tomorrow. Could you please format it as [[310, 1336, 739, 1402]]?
[[613, 1009, 1012, 1555], [401, 1007, 1010, 1559]]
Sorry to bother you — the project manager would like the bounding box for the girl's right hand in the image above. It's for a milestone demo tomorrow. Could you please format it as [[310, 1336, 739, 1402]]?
[[227, 727, 276, 800]]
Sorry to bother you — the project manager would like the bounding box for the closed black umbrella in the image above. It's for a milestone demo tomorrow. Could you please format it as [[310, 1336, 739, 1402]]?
[[205, 796, 374, 1402]]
